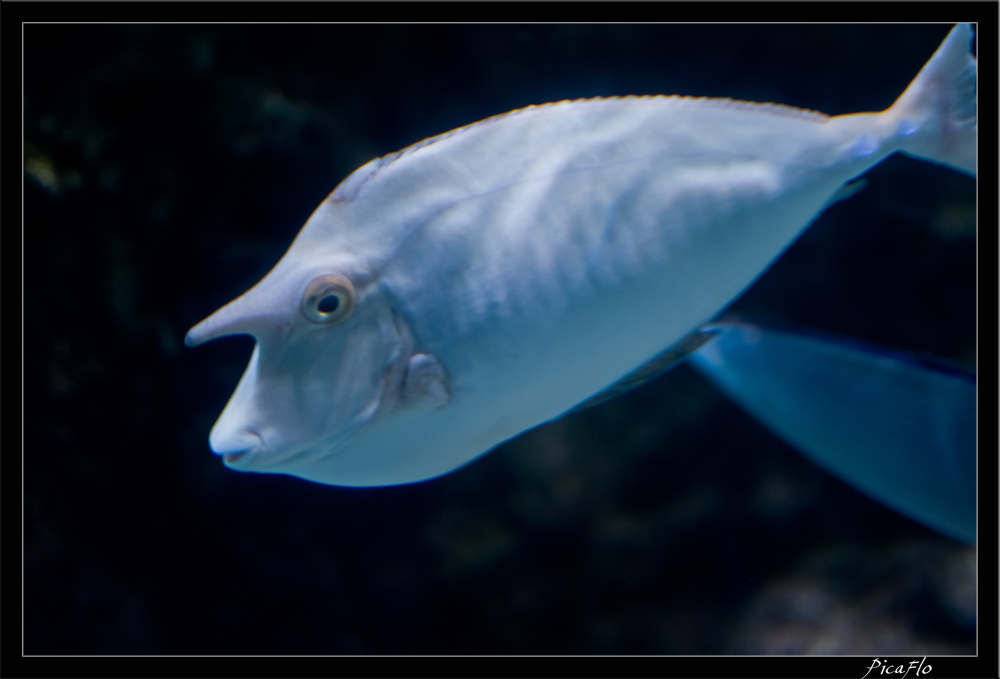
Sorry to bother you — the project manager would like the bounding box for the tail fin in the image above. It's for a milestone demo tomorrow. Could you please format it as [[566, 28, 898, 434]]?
[[887, 24, 977, 176]]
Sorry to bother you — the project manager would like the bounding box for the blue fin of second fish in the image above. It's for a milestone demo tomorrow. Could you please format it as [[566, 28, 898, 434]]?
[[689, 322, 976, 544]]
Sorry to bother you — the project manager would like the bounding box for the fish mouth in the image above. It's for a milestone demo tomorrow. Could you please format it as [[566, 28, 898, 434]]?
[[221, 447, 261, 470], [212, 429, 264, 469], [218, 432, 336, 474], [211, 357, 401, 476]]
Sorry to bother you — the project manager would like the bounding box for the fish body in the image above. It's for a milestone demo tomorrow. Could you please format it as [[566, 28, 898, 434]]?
[[187, 25, 976, 489]]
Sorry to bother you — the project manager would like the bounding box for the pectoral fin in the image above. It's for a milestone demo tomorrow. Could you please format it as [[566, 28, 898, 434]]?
[[402, 353, 450, 407], [690, 322, 976, 544]]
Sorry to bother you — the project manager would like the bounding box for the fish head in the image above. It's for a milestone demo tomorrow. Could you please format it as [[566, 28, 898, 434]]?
[[185, 240, 415, 480]]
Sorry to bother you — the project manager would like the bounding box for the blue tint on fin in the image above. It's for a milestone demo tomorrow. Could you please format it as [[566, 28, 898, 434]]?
[[690, 322, 976, 544], [848, 134, 879, 158], [897, 119, 920, 137]]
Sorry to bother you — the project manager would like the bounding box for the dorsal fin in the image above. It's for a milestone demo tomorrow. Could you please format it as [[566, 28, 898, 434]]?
[[571, 329, 718, 412], [329, 95, 833, 204]]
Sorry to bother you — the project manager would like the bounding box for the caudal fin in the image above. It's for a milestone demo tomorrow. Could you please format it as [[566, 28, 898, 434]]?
[[887, 24, 977, 176]]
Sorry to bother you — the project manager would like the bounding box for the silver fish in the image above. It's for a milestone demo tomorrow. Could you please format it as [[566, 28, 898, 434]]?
[[187, 24, 976, 490]]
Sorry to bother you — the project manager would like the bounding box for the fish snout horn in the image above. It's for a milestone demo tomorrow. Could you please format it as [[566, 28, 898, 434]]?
[[185, 285, 289, 347]]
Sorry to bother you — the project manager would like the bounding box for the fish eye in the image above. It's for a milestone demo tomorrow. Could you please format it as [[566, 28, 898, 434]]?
[[301, 275, 355, 325]]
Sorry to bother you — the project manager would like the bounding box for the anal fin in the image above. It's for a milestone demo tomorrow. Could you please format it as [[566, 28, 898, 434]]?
[[572, 329, 718, 412]]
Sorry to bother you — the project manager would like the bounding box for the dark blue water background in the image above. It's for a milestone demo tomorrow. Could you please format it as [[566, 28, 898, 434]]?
[[24, 23, 979, 657]]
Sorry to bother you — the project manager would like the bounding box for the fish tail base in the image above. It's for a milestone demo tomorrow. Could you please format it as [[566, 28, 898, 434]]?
[[888, 24, 977, 176]]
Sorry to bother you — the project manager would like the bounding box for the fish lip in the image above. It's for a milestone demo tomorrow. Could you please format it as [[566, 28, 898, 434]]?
[[215, 430, 265, 468], [221, 446, 261, 469], [223, 450, 252, 464], [219, 431, 329, 473]]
